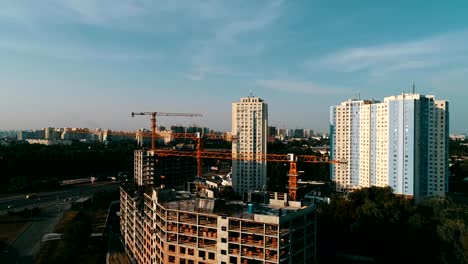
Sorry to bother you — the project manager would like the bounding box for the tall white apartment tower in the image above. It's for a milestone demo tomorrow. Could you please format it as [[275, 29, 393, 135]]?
[[134, 149, 155, 186], [232, 96, 268, 196], [330, 93, 449, 200]]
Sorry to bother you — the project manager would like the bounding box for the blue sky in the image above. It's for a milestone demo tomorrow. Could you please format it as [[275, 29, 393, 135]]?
[[1, 0, 467, 133]]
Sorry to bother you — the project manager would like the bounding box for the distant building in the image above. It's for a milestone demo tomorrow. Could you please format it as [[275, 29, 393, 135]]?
[[232, 96, 268, 195], [330, 93, 449, 200], [26, 139, 72, 145], [268, 126, 277, 143], [101, 129, 136, 142], [44, 127, 59, 140], [293, 129, 304, 139], [61, 128, 98, 141], [450, 134, 466, 141], [17, 129, 45, 140], [171, 125, 186, 133], [277, 128, 287, 140]]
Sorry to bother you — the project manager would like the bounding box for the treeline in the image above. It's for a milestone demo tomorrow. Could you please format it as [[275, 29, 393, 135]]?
[[450, 140, 468, 157], [0, 141, 137, 192], [318, 187, 468, 264]]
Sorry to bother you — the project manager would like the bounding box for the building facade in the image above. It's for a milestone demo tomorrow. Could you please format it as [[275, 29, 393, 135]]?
[[232, 96, 268, 195], [120, 187, 317, 264], [134, 150, 156, 186], [330, 94, 449, 200]]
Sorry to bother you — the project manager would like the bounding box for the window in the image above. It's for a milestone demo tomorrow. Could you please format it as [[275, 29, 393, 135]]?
[[221, 226, 227, 231], [221, 237, 227, 243], [169, 245, 175, 252], [221, 250, 227, 255], [209, 252, 215, 260]]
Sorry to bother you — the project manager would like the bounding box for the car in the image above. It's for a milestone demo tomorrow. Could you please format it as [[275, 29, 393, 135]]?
[[7, 204, 15, 209]]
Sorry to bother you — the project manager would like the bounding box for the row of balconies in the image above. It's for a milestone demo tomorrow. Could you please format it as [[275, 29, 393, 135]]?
[[166, 234, 217, 250], [166, 224, 219, 240], [229, 222, 279, 236], [228, 246, 279, 261], [164, 212, 217, 226], [228, 237, 282, 250]]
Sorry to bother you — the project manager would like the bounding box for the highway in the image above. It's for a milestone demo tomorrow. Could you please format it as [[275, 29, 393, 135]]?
[[0, 181, 119, 264], [0, 181, 119, 214]]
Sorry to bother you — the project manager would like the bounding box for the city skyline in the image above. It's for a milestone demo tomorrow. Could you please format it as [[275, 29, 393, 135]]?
[[1, 1, 468, 133]]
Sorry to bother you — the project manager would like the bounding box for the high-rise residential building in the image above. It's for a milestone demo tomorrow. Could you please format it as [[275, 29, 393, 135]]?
[[232, 96, 268, 195], [134, 150, 156, 186], [330, 93, 449, 200]]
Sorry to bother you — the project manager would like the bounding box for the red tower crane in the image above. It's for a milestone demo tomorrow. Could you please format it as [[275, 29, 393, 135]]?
[[153, 149, 344, 201], [131, 112, 202, 150]]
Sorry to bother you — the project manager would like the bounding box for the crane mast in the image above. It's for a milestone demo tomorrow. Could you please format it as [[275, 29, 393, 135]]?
[[131, 112, 202, 150]]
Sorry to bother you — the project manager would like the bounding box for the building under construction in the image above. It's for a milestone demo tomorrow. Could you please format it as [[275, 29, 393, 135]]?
[[122, 109, 320, 263], [134, 149, 196, 189], [120, 184, 316, 264]]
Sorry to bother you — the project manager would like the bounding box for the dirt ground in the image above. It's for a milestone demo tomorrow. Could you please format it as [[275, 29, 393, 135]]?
[[108, 252, 130, 264], [0, 215, 31, 246]]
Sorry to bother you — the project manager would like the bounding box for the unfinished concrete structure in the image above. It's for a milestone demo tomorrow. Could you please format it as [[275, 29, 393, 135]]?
[[120, 186, 317, 264]]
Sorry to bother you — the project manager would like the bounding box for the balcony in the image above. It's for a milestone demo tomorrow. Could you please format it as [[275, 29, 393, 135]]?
[[199, 227, 217, 239], [167, 211, 177, 221], [179, 224, 198, 237], [241, 223, 263, 235], [241, 234, 263, 247], [199, 238, 216, 250], [265, 225, 278, 236], [241, 246, 264, 260], [229, 220, 241, 231], [179, 213, 197, 224], [265, 249, 278, 262], [265, 237, 278, 249], [167, 223, 177, 233], [167, 233, 177, 242], [228, 236, 240, 243], [179, 236, 197, 247], [199, 216, 217, 227]]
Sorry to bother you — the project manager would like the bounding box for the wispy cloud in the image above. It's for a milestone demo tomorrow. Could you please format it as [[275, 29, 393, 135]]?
[[256, 79, 347, 95], [0, 37, 160, 62], [0, 1, 145, 28], [59, 0, 146, 25], [186, 0, 284, 81], [315, 31, 468, 77]]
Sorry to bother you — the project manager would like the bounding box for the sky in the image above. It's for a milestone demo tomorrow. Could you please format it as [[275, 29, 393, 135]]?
[[0, 0, 467, 133]]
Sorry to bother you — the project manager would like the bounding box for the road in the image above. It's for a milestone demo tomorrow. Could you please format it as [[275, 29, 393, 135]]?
[[0, 181, 118, 214], [1, 181, 119, 264]]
